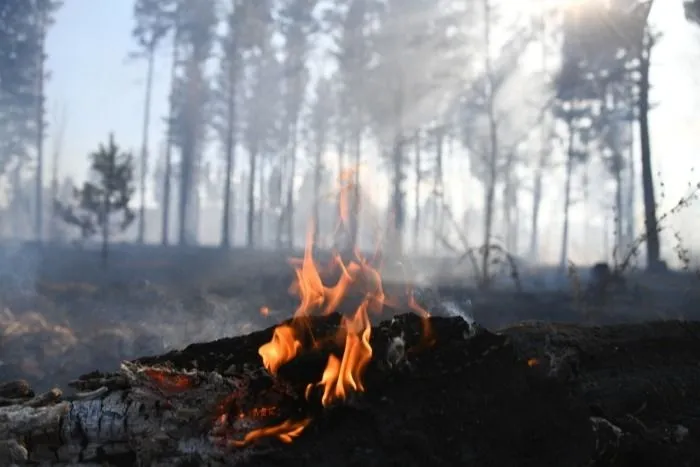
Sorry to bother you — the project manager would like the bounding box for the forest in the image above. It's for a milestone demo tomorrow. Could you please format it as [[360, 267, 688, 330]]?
[[2, 1, 700, 466]]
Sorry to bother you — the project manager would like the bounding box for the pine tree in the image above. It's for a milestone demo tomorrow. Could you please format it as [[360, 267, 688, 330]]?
[[55, 134, 135, 266]]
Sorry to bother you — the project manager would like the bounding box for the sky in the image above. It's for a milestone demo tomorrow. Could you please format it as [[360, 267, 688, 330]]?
[[43, 0, 700, 258]]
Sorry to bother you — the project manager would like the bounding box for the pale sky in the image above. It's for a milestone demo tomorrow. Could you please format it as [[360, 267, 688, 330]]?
[[44, 0, 700, 259]]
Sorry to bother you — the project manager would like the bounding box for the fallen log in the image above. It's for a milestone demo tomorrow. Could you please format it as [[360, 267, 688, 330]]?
[[2, 313, 700, 466]]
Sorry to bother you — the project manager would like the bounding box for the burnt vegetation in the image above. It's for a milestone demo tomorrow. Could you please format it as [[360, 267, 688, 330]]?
[[1, 0, 700, 466]]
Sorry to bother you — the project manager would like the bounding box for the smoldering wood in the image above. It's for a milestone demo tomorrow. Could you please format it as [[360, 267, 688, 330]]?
[[1, 313, 700, 466]]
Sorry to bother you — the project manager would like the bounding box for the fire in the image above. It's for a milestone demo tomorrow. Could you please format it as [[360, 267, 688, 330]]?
[[231, 169, 433, 446], [258, 324, 301, 376]]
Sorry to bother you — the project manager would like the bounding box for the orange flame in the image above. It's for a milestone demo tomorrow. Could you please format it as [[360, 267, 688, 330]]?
[[258, 324, 301, 375]]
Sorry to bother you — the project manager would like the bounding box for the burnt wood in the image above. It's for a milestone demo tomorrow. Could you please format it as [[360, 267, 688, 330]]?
[[1, 314, 700, 466]]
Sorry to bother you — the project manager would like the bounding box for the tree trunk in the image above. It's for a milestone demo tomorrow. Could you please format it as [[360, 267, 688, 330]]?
[[313, 151, 322, 242], [247, 148, 257, 247], [638, 30, 661, 271], [350, 130, 361, 251], [390, 137, 405, 258], [285, 124, 299, 248], [137, 47, 156, 244], [614, 155, 624, 264], [626, 118, 635, 247], [432, 128, 444, 255], [413, 129, 421, 252], [559, 127, 574, 271], [529, 160, 544, 262], [257, 155, 265, 244], [35, 15, 46, 243], [481, 0, 498, 287], [161, 31, 179, 247], [221, 56, 238, 248]]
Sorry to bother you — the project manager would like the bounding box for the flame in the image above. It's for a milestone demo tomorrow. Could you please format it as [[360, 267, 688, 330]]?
[[258, 324, 301, 376], [527, 358, 540, 367], [233, 169, 434, 447]]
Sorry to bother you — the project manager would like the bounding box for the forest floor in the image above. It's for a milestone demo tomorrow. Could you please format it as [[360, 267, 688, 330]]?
[[0, 243, 699, 394]]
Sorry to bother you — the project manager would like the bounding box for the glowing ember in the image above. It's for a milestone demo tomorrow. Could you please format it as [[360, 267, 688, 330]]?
[[228, 418, 312, 447], [143, 368, 194, 393]]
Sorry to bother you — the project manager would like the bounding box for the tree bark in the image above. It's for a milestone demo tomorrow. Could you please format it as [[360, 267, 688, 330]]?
[[638, 30, 661, 271], [138, 47, 156, 245], [35, 12, 47, 243], [247, 147, 257, 247], [559, 125, 574, 271], [413, 129, 421, 252], [161, 29, 179, 247]]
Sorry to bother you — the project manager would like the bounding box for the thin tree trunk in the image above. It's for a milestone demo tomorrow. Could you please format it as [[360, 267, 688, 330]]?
[[391, 137, 405, 258], [413, 129, 421, 252], [626, 118, 635, 247], [221, 56, 238, 248], [614, 155, 623, 264], [257, 156, 265, 244], [138, 48, 156, 244], [285, 124, 298, 248], [350, 130, 361, 251], [35, 14, 46, 243], [247, 148, 257, 247], [312, 150, 322, 243], [161, 30, 179, 246], [432, 128, 444, 255], [559, 127, 574, 271], [481, 0, 498, 287], [638, 30, 661, 271]]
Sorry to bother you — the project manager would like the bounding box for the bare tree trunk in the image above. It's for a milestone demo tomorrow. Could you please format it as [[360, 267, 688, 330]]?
[[390, 137, 405, 258], [481, 0, 498, 286], [137, 48, 156, 244], [35, 13, 47, 243], [559, 127, 574, 271], [247, 148, 257, 247], [221, 55, 238, 248], [350, 130, 361, 251], [49, 105, 67, 242], [285, 124, 298, 248], [626, 118, 635, 247], [413, 129, 421, 252], [529, 159, 544, 262], [257, 156, 265, 244], [161, 32, 179, 247], [614, 156, 624, 263], [312, 150, 322, 242], [432, 128, 444, 255], [638, 30, 661, 271]]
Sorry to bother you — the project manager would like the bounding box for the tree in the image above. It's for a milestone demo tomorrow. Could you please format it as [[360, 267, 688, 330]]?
[[171, 0, 217, 245], [214, 0, 272, 248], [458, 1, 535, 283], [560, 0, 661, 269], [131, 0, 174, 244], [0, 0, 61, 240], [242, 35, 282, 247], [277, 0, 320, 248], [55, 134, 135, 266], [306, 75, 333, 240], [552, 62, 597, 269], [684, 0, 700, 25]]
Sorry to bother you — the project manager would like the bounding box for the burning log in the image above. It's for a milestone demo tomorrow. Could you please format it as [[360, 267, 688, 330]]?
[[2, 314, 700, 466]]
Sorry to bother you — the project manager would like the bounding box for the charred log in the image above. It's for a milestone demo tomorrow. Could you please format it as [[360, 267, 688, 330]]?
[[2, 314, 700, 466]]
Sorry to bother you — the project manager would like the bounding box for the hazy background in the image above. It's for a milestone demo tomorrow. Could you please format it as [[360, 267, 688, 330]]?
[[40, 0, 700, 264]]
